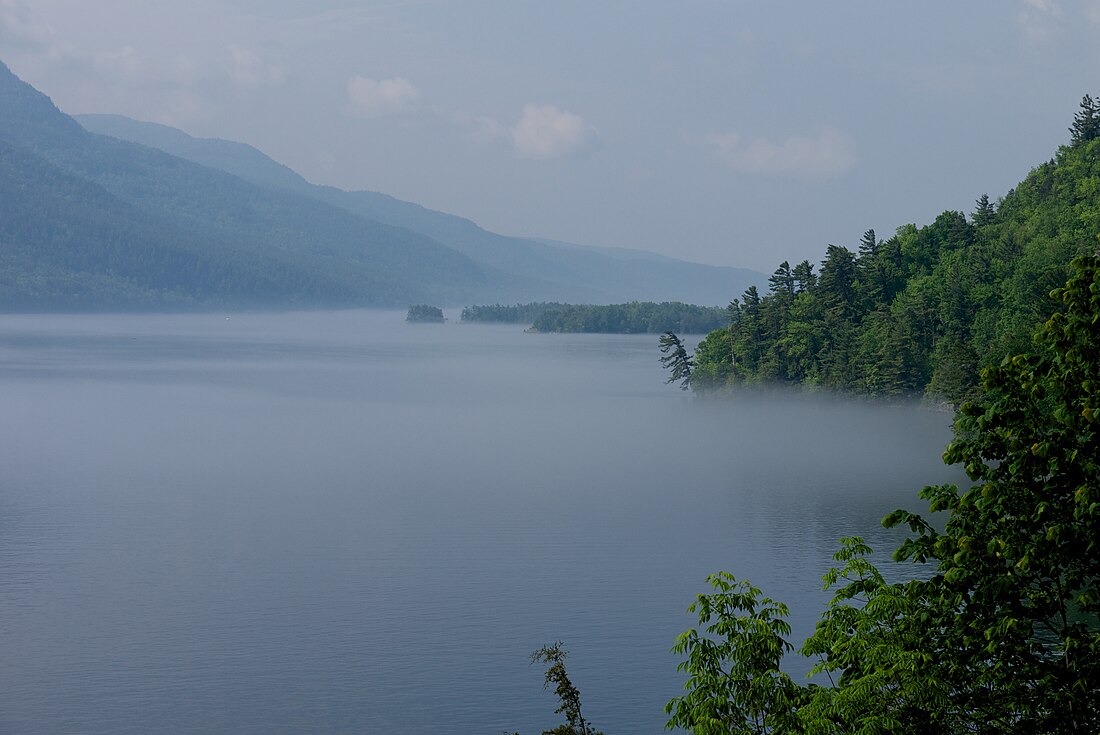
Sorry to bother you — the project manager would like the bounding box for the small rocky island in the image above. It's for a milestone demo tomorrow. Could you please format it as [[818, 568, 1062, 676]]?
[[406, 304, 445, 322]]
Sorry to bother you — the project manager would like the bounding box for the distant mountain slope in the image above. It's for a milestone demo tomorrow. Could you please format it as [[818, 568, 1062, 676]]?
[[0, 61, 491, 309], [77, 114, 766, 305], [75, 114, 314, 194]]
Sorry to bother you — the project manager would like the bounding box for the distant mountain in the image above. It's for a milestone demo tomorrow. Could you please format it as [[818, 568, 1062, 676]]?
[[77, 114, 766, 305], [0, 59, 765, 312], [74, 114, 316, 195], [0, 61, 492, 309]]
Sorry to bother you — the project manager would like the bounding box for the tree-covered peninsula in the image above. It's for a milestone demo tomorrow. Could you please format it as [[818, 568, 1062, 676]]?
[[501, 98, 1100, 735], [655, 253, 1100, 735], [672, 97, 1100, 403]]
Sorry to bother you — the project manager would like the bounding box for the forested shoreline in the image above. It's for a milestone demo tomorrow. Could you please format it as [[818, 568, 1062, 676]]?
[[520, 102, 1100, 735], [461, 301, 727, 334], [522, 258, 1100, 735], [670, 100, 1100, 403]]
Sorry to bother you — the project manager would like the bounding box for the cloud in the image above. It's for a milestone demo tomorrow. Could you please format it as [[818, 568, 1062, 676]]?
[[228, 45, 286, 88], [511, 103, 597, 159], [347, 75, 420, 117], [0, 0, 56, 52], [1016, 0, 1062, 45], [448, 103, 596, 159], [703, 128, 856, 178]]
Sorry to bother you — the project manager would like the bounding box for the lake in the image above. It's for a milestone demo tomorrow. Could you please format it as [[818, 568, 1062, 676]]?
[[0, 310, 960, 734]]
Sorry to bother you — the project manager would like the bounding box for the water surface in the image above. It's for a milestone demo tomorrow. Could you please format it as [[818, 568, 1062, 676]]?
[[0, 311, 960, 734]]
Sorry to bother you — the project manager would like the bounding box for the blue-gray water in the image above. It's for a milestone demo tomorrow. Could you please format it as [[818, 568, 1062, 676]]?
[[0, 311, 960, 734]]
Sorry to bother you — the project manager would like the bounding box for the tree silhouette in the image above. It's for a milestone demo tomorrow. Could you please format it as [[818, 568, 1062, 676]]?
[[659, 331, 694, 390]]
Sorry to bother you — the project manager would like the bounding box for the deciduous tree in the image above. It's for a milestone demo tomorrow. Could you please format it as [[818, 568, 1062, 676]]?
[[668, 255, 1100, 734]]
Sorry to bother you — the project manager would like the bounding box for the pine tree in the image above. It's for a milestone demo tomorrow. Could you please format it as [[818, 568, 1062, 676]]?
[[1069, 93, 1100, 146], [857, 229, 879, 260], [792, 260, 816, 294], [972, 193, 996, 227], [659, 332, 694, 390], [855, 228, 887, 310], [767, 261, 795, 299], [817, 245, 858, 318]]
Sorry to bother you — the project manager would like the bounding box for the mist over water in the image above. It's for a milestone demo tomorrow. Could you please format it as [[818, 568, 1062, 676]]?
[[0, 311, 961, 734]]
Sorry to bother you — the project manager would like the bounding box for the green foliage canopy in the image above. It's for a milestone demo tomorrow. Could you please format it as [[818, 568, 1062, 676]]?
[[666, 256, 1100, 733], [406, 304, 445, 322], [685, 111, 1100, 402], [462, 301, 728, 334]]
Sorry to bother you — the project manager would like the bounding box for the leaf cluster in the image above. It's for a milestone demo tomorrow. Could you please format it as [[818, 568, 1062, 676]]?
[[666, 256, 1100, 733], [526, 643, 603, 735]]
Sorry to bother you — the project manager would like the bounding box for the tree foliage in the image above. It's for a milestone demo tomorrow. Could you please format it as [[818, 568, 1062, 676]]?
[[665, 574, 805, 735], [526, 643, 603, 735], [1069, 93, 1100, 146], [687, 100, 1100, 402], [462, 301, 727, 335], [461, 302, 571, 324], [406, 304, 445, 322], [666, 255, 1100, 734], [659, 331, 694, 390]]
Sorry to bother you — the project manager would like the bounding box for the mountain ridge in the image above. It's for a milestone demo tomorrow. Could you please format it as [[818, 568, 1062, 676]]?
[[0, 60, 495, 308], [0, 60, 766, 310], [76, 113, 766, 306]]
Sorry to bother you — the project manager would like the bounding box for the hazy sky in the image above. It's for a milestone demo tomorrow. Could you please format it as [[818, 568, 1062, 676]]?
[[2, 0, 1099, 271]]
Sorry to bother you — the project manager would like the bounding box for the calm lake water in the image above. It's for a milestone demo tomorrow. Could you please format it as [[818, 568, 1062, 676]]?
[[0, 310, 960, 734]]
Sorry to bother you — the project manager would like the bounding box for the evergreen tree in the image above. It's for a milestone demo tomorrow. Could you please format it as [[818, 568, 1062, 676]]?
[[1069, 93, 1100, 146], [792, 260, 816, 294], [817, 245, 858, 318], [855, 228, 885, 309], [972, 193, 996, 227], [857, 229, 879, 260], [659, 331, 694, 390], [738, 286, 765, 371], [725, 298, 741, 327], [767, 261, 795, 299]]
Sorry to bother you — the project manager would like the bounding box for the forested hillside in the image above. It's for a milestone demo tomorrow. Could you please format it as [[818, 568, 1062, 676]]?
[[0, 61, 498, 309], [686, 98, 1100, 402], [0, 137, 325, 308]]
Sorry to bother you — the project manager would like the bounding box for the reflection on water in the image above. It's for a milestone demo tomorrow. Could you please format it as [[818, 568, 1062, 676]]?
[[0, 311, 961, 734]]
